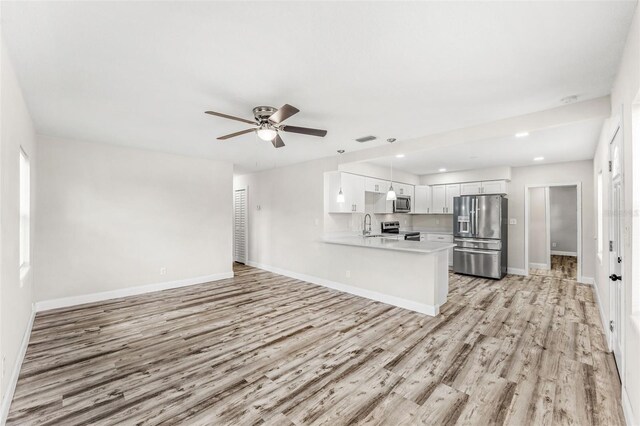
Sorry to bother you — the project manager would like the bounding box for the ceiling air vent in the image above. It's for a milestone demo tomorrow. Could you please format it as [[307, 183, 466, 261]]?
[[355, 135, 377, 143]]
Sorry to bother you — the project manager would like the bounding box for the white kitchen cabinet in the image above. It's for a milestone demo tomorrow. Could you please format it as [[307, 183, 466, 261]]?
[[413, 185, 432, 214], [324, 171, 365, 213], [431, 184, 459, 214], [481, 180, 508, 194], [460, 181, 483, 195], [460, 180, 508, 195], [365, 177, 387, 194], [373, 193, 393, 214], [396, 183, 414, 197], [445, 184, 460, 214], [431, 185, 447, 214], [426, 233, 454, 266]]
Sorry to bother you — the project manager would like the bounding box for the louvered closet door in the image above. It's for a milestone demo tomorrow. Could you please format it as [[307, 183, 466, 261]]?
[[234, 189, 247, 264]]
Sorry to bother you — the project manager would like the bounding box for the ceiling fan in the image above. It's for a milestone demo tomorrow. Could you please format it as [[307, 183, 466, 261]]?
[[204, 104, 327, 148]]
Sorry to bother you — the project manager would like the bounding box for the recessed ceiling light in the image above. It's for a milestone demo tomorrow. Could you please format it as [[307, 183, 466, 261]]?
[[396, 154, 405, 158], [438, 168, 447, 172], [534, 156, 544, 161], [515, 131, 529, 138]]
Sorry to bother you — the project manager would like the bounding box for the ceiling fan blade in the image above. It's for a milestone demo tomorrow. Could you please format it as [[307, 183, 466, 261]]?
[[272, 134, 285, 148], [205, 111, 256, 125], [268, 104, 299, 124], [281, 125, 327, 137], [217, 128, 256, 140]]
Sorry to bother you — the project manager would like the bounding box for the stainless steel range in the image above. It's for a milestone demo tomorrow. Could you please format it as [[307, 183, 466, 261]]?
[[381, 221, 421, 241], [452, 195, 508, 279]]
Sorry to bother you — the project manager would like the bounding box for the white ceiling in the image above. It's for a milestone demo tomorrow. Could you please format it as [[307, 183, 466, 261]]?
[[365, 117, 604, 175], [1, 1, 635, 173]]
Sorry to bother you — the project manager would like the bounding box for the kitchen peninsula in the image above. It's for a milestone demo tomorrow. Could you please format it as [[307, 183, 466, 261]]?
[[322, 235, 454, 316]]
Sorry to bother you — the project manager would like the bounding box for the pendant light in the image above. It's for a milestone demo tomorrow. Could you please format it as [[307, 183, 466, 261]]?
[[336, 150, 346, 203], [386, 138, 397, 201]]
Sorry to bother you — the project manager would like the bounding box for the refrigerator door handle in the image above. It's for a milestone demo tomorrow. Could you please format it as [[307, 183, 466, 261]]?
[[471, 197, 476, 236], [455, 248, 498, 255]]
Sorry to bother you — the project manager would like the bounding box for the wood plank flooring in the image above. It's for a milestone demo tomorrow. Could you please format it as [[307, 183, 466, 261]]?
[[7, 263, 624, 425], [530, 255, 578, 280]]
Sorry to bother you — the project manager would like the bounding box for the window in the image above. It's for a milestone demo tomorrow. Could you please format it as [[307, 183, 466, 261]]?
[[20, 148, 30, 271], [597, 171, 603, 261]]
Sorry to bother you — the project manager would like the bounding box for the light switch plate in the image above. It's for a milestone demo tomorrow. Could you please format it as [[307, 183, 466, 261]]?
[[509, 218, 517, 225]]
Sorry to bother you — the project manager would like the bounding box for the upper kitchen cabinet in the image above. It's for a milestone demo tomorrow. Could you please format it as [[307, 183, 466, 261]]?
[[431, 184, 460, 214], [481, 180, 508, 194], [460, 180, 508, 195], [460, 182, 483, 195], [365, 177, 387, 194], [413, 185, 432, 214], [324, 171, 365, 213], [396, 183, 414, 198]]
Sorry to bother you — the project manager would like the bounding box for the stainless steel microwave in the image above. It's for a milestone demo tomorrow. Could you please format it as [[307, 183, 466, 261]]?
[[393, 196, 411, 213]]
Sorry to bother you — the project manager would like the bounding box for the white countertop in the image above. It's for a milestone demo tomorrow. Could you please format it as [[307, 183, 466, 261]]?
[[410, 229, 454, 235], [322, 236, 455, 254]]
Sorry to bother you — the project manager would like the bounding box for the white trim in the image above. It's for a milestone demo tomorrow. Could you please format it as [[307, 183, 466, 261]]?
[[529, 262, 549, 270], [34, 272, 234, 312], [246, 261, 439, 316], [545, 187, 551, 270], [507, 267, 527, 276], [579, 276, 595, 285], [590, 277, 611, 351], [1, 306, 36, 425], [550, 250, 578, 256], [524, 182, 583, 281], [623, 387, 638, 426]]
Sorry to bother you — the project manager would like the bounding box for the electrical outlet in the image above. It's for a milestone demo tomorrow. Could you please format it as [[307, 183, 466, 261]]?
[[509, 218, 517, 225], [345, 270, 351, 278], [314, 218, 319, 226], [552, 242, 557, 248], [160, 267, 167, 275], [256, 205, 261, 211]]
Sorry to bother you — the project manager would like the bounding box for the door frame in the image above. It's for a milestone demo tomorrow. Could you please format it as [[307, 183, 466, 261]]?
[[233, 186, 249, 264], [608, 120, 624, 374], [524, 182, 582, 281]]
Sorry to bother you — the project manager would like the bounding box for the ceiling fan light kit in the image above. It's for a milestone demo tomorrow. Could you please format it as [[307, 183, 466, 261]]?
[[205, 104, 327, 148]]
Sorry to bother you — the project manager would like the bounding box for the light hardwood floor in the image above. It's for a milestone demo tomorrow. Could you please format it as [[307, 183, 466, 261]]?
[[7, 263, 624, 425]]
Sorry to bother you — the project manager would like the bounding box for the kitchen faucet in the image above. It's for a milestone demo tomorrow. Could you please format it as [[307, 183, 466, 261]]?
[[363, 214, 372, 236]]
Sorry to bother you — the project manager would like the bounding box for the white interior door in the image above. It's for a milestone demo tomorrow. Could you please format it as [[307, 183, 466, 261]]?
[[609, 126, 623, 371], [234, 188, 247, 264]]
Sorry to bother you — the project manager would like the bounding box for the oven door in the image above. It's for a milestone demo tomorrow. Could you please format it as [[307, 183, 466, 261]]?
[[393, 196, 411, 213]]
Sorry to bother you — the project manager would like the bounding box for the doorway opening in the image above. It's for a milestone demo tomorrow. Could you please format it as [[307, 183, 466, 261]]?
[[234, 188, 248, 264], [525, 183, 582, 281]]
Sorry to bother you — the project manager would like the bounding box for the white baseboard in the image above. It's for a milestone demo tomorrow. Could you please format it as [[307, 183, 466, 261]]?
[[623, 387, 638, 426], [34, 272, 234, 312], [529, 262, 549, 270], [589, 278, 611, 351], [246, 261, 439, 316], [507, 267, 527, 276], [1, 306, 36, 425], [551, 250, 577, 256], [579, 276, 595, 285]]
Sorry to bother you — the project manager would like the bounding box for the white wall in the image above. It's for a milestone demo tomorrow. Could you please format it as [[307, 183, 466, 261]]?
[[340, 161, 419, 185], [507, 160, 594, 278], [529, 187, 547, 266], [420, 166, 512, 185], [34, 135, 233, 302], [592, 4, 640, 424], [549, 186, 578, 254], [0, 39, 36, 409]]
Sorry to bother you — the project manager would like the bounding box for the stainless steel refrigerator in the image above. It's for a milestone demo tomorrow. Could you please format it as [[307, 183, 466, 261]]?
[[452, 195, 508, 279]]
